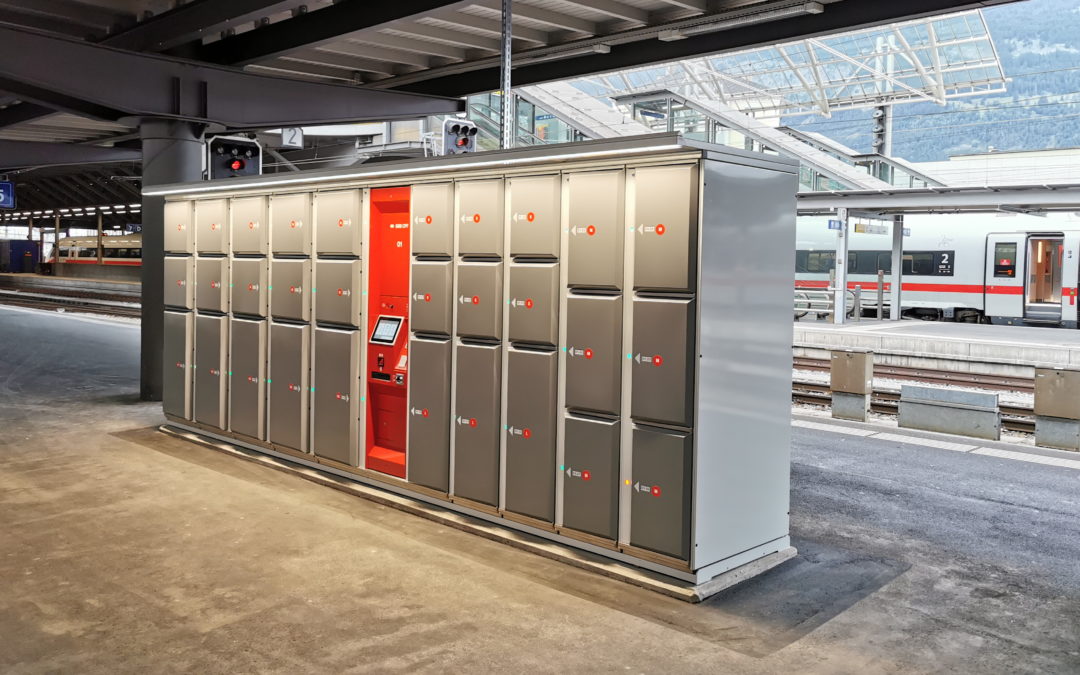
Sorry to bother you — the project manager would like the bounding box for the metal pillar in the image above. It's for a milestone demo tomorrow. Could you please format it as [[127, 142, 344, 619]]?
[[96, 211, 103, 264], [889, 214, 904, 320], [53, 215, 59, 268], [833, 207, 849, 325], [499, 0, 514, 150], [140, 119, 203, 401]]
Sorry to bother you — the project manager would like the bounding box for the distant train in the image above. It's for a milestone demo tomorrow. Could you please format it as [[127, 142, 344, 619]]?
[[51, 235, 142, 266]]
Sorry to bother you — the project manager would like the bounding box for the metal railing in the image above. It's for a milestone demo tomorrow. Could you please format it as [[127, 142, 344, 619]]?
[[794, 286, 862, 321]]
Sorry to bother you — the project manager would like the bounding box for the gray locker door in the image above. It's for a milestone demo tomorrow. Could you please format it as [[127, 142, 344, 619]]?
[[231, 195, 269, 255], [194, 314, 228, 429], [411, 260, 453, 336], [271, 192, 312, 255], [316, 189, 362, 256], [508, 263, 558, 346], [163, 311, 192, 419], [562, 414, 619, 540], [567, 171, 624, 289], [631, 298, 696, 427], [315, 259, 363, 326], [565, 294, 622, 415], [407, 338, 452, 491], [230, 258, 268, 317], [456, 262, 502, 339], [505, 349, 557, 522], [411, 183, 454, 256], [195, 199, 228, 254], [457, 179, 504, 257], [195, 257, 229, 313], [164, 201, 193, 254], [312, 328, 361, 465], [633, 165, 698, 292], [629, 425, 692, 560], [229, 318, 266, 440], [453, 343, 501, 506], [509, 174, 560, 258], [163, 256, 194, 309], [268, 322, 310, 452], [270, 258, 311, 321]]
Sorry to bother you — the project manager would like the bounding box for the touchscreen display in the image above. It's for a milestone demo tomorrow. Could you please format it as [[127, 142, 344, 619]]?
[[371, 316, 402, 345]]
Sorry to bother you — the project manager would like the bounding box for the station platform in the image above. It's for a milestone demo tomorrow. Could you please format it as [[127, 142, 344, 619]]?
[[0, 272, 140, 296]]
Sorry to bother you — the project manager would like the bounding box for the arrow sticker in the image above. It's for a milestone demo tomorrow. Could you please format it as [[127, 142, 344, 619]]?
[[634, 353, 663, 366]]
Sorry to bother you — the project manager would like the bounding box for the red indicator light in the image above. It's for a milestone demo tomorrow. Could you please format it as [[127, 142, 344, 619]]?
[[424, 293, 431, 302], [422, 408, 429, 417], [582, 470, 591, 481], [651, 486, 662, 497], [337, 288, 344, 296], [469, 418, 477, 427], [335, 392, 342, 400], [584, 348, 594, 360], [425, 215, 432, 224], [653, 355, 663, 366], [656, 223, 666, 235], [230, 159, 245, 171], [472, 295, 480, 305], [176, 224, 183, 231], [522, 428, 532, 439], [338, 218, 346, 228], [290, 220, 298, 229], [176, 280, 182, 286], [472, 213, 481, 223], [586, 225, 596, 236], [248, 221, 256, 230], [289, 285, 296, 293], [247, 283, 254, 291], [456, 137, 469, 147], [525, 298, 534, 309], [527, 212, 535, 222]]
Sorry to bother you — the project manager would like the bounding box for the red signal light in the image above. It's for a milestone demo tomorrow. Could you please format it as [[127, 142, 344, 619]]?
[[456, 137, 469, 147], [230, 159, 245, 171]]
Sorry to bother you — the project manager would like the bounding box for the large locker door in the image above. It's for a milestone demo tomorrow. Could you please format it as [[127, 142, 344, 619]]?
[[508, 174, 560, 258], [270, 258, 312, 321], [457, 179, 504, 257], [164, 201, 193, 254], [631, 298, 695, 427], [195, 199, 228, 254], [633, 165, 698, 292], [505, 349, 558, 522], [456, 262, 503, 339], [268, 322, 310, 453], [566, 171, 624, 289], [231, 196, 268, 255], [229, 318, 266, 440], [508, 263, 559, 346], [271, 193, 312, 255], [230, 258, 268, 317], [564, 294, 622, 415], [411, 260, 453, 336], [411, 183, 454, 256], [985, 233, 1025, 320], [195, 257, 229, 313], [407, 338, 452, 491], [163, 256, 194, 309], [315, 259, 363, 326], [163, 311, 193, 419], [312, 328, 361, 465], [453, 343, 501, 506], [629, 425, 692, 560], [562, 414, 619, 540], [194, 314, 228, 429], [316, 189, 362, 256]]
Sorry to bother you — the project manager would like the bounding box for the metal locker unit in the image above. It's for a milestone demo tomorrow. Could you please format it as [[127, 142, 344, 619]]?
[[508, 174, 560, 258], [407, 337, 452, 491], [164, 256, 194, 309], [411, 260, 453, 336], [230, 258, 268, 317], [508, 263, 559, 346], [457, 179, 504, 257], [315, 259, 363, 327], [229, 318, 267, 440], [411, 182, 454, 256], [163, 311, 193, 419], [566, 170, 624, 289], [633, 165, 698, 293], [271, 192, 312, 255], [194, 314, 228, 430], [629, 425, 693, 560], [268, 322, 310, 453], [195, 199, 228, 254], [504, 348, 558, 522], [631, 297, 696, 428], [564, 294, 622, 415], [231, 195, 269, 255], [316, 189, 362, 256], [195, 256, 229, 314], [453, 342, 502, 507], [562, 414, 619, 540], [164, 201, 193, 254], [312, 328, 361, 465], [456, 262, 502, 339], [270, 258, 311, 321]]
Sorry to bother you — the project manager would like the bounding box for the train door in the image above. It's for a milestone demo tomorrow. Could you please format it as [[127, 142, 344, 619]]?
[[1024, 236, 1064, 322], [984, 233, 1025, 321]]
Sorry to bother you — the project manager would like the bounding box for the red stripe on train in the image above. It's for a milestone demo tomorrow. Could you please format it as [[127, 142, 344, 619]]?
[[59, 260, 141, 266], [795, 281, 1023, 294]]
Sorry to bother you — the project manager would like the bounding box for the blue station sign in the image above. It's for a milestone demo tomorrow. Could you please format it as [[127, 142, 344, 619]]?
[[0, 181, 14, 210]]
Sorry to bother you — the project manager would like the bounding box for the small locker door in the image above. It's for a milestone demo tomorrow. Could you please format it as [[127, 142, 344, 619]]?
[[229, 318, 266, 440], [270, 258, 311, 321], [456, 262, 503, 339], [195, 199, 228, 254], [411, 183, 454, 256], [508, 263, 559, 346], [312, 328, 361, 465], [562, 414, 620, 540], [268, 322, 310, 453], [457, 179, 504, 257], [230, 258, 268, 317], [565, 294, 622, 415], [271, 192, 312, 255], [508, 174, 560, 258], [453, 343, 501, 506], [411, 260, 453, 335], [163, 256, 194, 309], [985, 233, 1025, 320], [504, 349, 558, 522], [315, 259, 363, 326], [163, 311, 192, 419], [407, 337, 452, 491], [633, 165, 697, 292], [194, 314, 228, 430], [195, 257, 229, 313], [231, 195, 268, 255], [629, 425, 692, 560], [316, 189, 362, 256], [164, 201, 193, 253], [631, 298, 695, 427], [567, 170, 624, 289]]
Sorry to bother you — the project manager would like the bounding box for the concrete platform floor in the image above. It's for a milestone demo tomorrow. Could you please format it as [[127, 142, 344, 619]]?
[[2, 305, 1079, 673]]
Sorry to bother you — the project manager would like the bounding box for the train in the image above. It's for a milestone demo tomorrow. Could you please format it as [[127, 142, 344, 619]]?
[[51, 235, 142, 266]]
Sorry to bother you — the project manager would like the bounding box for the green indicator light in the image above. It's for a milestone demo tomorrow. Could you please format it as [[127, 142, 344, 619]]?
[[312, 288, 316, 293], [628, 226, 634, 231], [626, 353, 633, 359], [559, 464, 565, 471], [268, 285, 273, 290], [229, 283, 234, 287], [561, 346, 567, 352], [311, 387, 315, 392], [360, 396, 366, 401], [266, 379, 272, 383], [228, 371, 232, 376]]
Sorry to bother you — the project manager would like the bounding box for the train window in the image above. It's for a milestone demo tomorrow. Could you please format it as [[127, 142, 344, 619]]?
[[104, 248, 118, 258], [994, 243, 1017, 278], [902, 252, 934, 275], [78, 248, 96, 258], [59, 247, 71, 258], [131, 248, 141, 258], [875, 252, 893, 275], [805, 251, 835, 273]]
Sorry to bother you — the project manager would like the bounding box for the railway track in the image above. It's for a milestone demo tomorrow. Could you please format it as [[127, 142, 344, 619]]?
[[793, 356, 1033, 393], [0, 287, 141, 318]]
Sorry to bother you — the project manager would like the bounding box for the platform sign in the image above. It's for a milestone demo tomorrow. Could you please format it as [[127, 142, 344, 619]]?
[[0, 181, 14, 210], [827, 219, 843, 230]]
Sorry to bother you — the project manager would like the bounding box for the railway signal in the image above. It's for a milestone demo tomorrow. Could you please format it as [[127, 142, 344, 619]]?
[[208, 136, 262, 179], [442, 119, 478, 155]]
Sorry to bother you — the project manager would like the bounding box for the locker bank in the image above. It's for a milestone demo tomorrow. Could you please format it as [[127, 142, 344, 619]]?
[[155, 134, 797, 585]]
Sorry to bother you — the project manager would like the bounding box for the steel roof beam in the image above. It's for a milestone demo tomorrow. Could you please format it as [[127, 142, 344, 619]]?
[[102, 0, 295, 52], [0, 140, 141, 171]]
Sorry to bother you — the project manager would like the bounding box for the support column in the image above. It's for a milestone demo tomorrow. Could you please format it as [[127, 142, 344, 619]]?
[[96, 211, 103, 264], [890, 215, 904, 320], [53, 215, 60, 270], [499, 0, 514, 149], [140, 119, 203, 401], [833, 207, 849, 325]]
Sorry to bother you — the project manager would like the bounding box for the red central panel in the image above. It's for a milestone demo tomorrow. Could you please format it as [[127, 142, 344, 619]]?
[[365, 187, 411, 478]]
